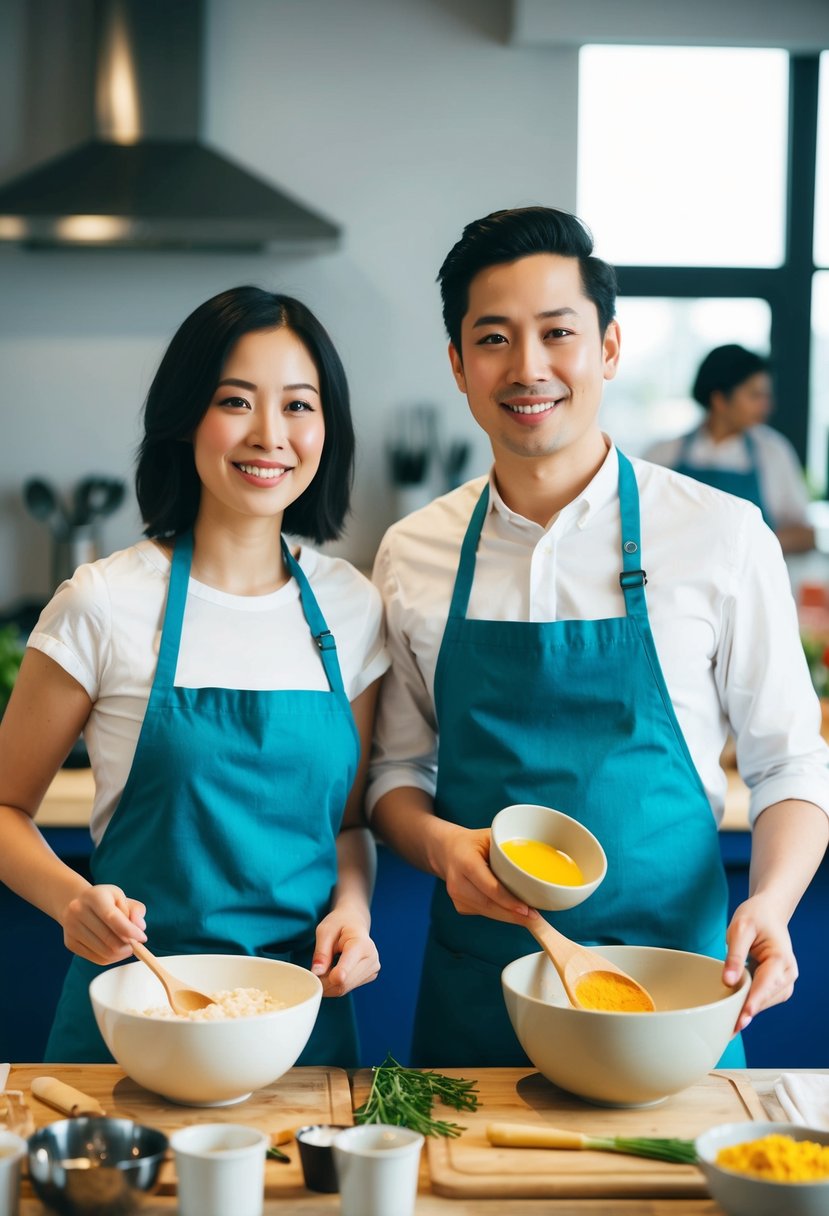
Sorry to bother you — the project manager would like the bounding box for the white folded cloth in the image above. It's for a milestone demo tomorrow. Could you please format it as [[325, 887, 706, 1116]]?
[[774, 1073, 829, 1129], [0, 1064, 8, 1093]]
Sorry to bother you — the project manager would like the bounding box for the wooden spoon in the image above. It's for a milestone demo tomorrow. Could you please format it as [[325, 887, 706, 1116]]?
[[528, 918, 655, 1012], [131, 942, 215, 1015]]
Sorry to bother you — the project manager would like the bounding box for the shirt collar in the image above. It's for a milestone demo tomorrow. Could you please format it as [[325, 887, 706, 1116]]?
[[486, 437, 620, 532]]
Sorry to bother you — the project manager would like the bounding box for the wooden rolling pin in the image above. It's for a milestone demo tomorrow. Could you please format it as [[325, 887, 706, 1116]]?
[[31, 1076, 106, 1117]]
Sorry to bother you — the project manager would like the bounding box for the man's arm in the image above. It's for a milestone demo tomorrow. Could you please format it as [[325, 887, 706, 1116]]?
[[371, 786, 534, 924], [723, 799, 829, 1030]]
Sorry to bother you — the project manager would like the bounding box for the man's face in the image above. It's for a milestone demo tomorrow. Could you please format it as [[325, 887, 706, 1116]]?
[[449, 253, 620, 467]]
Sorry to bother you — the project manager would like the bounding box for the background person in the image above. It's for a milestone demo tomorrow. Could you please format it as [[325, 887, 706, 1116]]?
[[367, 207, 829, 1068], [0, 286, 387, 1065], [645, 343, 815, 554]]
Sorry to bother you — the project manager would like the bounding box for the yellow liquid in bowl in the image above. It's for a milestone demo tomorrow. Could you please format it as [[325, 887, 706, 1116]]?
[[500, 838, 584, 886]]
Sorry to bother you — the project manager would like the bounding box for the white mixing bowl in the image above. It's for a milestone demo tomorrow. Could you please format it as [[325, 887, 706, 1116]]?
[[502, 944, 750, 1107], [90, 954, 322, 1105]]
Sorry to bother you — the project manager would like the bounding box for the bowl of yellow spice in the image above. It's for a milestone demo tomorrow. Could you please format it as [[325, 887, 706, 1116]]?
[[695, 1120, 829, 1216], [490, 803, 607, 910]]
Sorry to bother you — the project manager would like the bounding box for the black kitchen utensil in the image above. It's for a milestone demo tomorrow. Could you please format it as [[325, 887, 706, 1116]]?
[[22, 478, 69, 538], [71, 476, 125, 526]]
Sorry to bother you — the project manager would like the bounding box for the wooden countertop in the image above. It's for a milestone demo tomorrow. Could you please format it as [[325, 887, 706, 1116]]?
[[10, 1066, 820, 1215], [36, 765, 754, 832]]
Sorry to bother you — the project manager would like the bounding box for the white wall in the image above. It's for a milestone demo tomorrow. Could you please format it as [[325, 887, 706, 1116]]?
[[0, 0, 578, 606]]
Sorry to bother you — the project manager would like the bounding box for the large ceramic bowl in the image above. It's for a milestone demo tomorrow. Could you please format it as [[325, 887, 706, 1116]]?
[[695, 1120, 829, 1216], [28, 1117, 168, 1216], [502, 945, 749, 1107], [490, 803, 607, 911], [90, 954, 322, 1106]]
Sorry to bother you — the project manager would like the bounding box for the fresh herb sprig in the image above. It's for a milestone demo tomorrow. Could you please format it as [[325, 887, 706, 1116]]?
[[354, 1054, 480, 1138]]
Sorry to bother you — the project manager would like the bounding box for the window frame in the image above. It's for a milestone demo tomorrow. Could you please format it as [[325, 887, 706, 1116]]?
[[611, 55, 820, 467]]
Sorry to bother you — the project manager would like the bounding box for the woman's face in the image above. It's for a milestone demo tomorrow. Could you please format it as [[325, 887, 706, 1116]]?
[[715, 371, 773, 432], [193, 326, 325, 527]]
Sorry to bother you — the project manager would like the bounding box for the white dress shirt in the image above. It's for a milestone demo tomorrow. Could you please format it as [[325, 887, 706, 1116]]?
[[644, 424, 811, 529], [368, 443, 829, 828]]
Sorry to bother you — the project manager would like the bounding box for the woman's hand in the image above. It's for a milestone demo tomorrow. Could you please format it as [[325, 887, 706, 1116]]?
[[437, 823, 535, 925], [61, 884, 147, 966], [723, 893, 798, 1032], [311, 901, 380, 997]]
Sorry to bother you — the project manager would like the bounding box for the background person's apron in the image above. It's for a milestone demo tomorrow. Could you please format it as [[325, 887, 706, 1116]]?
[[412, 451, 744, 1069], [674, 427, 773, 527], [46, 534, 361, 1066]]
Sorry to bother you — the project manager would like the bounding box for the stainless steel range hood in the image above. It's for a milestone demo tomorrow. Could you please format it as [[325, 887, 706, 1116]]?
[[0, 0, 340, 251]]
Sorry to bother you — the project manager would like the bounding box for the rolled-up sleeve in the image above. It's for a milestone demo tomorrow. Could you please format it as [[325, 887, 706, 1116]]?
[[365, 539, 440, 817], [717, 510, 829, 826]]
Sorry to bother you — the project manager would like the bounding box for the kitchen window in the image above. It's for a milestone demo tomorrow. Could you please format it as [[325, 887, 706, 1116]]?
[[578, 45, 827, 489]]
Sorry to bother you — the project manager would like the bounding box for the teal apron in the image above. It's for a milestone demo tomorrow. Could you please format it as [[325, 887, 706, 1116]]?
[[412, 450, 744, 1068], [46, 533, 361, 1066], [674, 427, 773, 528]]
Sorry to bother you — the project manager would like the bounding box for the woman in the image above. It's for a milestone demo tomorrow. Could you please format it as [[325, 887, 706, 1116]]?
[[0, 287, 387, 1065], [645, 344, 814, 554]]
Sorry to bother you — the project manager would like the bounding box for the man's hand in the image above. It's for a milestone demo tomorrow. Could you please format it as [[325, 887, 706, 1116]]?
[[437, 824, 536, 924], [723, 894, 798, 1032]]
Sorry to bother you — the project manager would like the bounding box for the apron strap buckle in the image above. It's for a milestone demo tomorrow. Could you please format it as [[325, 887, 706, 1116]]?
[[315, 629, 336, 651], [619, 568, 648, 588]]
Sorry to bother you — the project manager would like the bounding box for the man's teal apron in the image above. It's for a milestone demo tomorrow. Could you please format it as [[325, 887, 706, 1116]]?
[[46, 533, 361, 1066], [412, 450, 744, 1068], [674, 427, 773, 527]]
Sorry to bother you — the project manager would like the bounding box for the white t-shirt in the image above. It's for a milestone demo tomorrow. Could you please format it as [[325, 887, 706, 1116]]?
[[644, 424, 811, 529], [368, 443, 829, 829], [30, 540, 389, 844]]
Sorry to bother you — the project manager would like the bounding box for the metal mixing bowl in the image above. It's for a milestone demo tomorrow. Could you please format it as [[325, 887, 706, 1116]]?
[[27, 1116, 168, 1216]]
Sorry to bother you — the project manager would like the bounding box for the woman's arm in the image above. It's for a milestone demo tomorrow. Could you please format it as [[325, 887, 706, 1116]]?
[[0, 648, 146, 963], [311, 678, 382, 996]]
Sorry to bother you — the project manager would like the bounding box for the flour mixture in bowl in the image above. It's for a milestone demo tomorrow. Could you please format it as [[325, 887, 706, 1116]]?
[[138, 986, 286, 1021]]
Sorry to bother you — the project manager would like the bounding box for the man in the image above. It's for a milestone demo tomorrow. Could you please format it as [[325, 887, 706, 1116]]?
[[367, 206, 829, 1067]]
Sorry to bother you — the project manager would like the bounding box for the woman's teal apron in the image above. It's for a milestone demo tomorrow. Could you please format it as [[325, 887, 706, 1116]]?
[[412, 451, 744, 1068], [674, 427, 773, 527], [46, 534, 361, 1066]]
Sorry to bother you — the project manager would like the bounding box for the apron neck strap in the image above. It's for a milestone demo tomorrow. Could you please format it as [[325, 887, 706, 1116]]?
[[154, 531, 193, 688], [449, 482, 491, 619], [617, 449, 648, 616], [281, 539, 347, 697], [154, 533, 346, 697]]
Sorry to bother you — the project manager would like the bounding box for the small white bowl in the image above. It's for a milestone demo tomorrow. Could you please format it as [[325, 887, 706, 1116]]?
[[502, 945, 750, 1107], [490, 803, 606, 910], [695, 1120, 829, 1216], [90, 954, 321, 1106]]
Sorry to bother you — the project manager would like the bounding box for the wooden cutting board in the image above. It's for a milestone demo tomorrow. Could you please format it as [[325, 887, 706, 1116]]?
[[353, 1067, 764, 1199], [11, 1063, 352, 1198]]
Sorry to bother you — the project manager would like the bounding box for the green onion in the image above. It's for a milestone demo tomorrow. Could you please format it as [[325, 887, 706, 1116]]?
[[354, 1054, 480, 1138], [584, 1135, 697, 1164], [487, 1121, 696, 1164]]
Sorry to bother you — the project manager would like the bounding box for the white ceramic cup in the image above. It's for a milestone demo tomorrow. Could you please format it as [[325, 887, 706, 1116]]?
[[0, 1132, 26, 1216], [171, 1123, 268, 1216], [333, 1124, 424, 1216]]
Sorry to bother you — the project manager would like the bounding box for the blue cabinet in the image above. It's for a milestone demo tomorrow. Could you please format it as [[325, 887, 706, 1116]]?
[[2, 831, 826, 1067]]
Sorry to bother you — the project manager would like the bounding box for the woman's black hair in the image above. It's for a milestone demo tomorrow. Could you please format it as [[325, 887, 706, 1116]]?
[[691, 344, 770, 410], [135, 286, 354, 543], [437, 206, 618, 354]]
